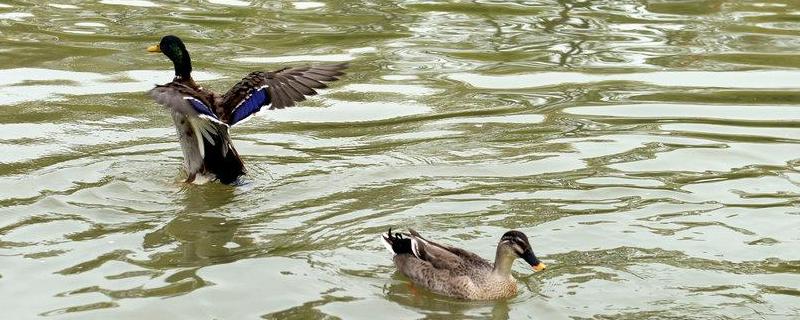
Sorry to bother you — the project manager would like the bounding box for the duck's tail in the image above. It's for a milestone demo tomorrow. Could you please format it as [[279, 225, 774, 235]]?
[[180, 115, 244, 184], [381, 228, 413, 256], [201, 125, 245, 184]]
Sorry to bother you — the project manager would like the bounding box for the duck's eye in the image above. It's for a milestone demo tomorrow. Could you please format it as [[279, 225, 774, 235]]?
[[508, 242, 524, 254]]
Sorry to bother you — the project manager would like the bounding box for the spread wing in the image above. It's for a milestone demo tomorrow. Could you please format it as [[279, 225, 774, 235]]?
[[218, 63, 347, 126], [149, 83, 227, 126]]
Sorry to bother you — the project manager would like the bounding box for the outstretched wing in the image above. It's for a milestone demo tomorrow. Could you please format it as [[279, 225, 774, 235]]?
[[218, 63, 347, 125], [149, 84, 227, 126]]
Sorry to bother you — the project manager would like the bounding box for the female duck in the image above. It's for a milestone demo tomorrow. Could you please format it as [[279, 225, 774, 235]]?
[[147, 35, 346, 184], [382, 229, 546, 300]]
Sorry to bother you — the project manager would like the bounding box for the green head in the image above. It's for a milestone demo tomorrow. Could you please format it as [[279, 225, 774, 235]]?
[[147, 35, 192, 79]]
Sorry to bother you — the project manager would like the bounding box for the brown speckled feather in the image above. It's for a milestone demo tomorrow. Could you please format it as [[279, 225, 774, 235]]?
[[381, 229, 544, 300], [402, 229, 494, 277], [392, 255, 479, 300], [152, 79, 216, 110], [407, 229, 490, 267]]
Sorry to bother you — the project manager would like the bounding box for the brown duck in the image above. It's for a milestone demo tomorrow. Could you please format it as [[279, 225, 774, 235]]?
[[381, 229, 546, 300], [147, 35, 346, 184]]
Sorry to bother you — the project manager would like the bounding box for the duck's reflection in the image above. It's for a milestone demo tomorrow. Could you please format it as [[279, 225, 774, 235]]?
[[644, 0, 723, 15], [537, 0, 591, 67], [383, 276, 513, 320], [539, 0, 592, 33], [142, 184, 253, 267]]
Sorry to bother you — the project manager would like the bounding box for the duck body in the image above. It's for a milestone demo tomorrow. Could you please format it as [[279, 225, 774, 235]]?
[[147, 35, 346, 184], [150, 78, 242, 184], [381, 229, 546, 300]]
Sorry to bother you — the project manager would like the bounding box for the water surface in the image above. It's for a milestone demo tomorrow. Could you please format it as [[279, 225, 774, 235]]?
[[1, 0, 799, 319]]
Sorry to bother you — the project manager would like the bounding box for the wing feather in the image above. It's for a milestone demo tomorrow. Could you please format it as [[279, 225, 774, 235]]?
[[230, 85, 269, 125], [291, 76, 326, 90], [285, 78, 315, 95], [305, 72, 339, 82], [275, 75, 306, 101], [149, 84, 231, 166], [148, 85, 225, 125], [219, 63, 347, 124], [268, 82, 294, 110], [407, 229, 489, 267], [188, 117, 208, 158]]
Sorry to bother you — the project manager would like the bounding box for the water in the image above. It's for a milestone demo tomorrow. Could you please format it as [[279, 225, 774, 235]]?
[[1, 0, 799, 319]]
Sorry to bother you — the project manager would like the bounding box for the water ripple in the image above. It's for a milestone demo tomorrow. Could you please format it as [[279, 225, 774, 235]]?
[[1, 0, 800, 319]]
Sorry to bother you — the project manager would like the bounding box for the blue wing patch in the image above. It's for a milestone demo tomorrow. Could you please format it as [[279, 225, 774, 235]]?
[[184, 97, 227, 126], [184, 97, 218, 119], [231, 86, 270, 126]]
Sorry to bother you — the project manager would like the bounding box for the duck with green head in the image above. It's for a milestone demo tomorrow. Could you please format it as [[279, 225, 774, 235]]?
[[147, 35, 347, 184]]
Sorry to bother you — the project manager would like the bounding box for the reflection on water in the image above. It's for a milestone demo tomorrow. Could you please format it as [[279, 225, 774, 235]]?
[[0, 68, 221, 105], [450, 70, 800, 89], [1, 0, 799, 319]]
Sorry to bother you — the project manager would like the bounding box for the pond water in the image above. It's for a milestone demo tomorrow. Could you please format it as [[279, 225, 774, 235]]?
[[1, 0, 799, 319]]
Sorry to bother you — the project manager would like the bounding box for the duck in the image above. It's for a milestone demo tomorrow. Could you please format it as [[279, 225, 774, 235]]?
[[381, 228, 546, 300], [146, 35, 347, 184]]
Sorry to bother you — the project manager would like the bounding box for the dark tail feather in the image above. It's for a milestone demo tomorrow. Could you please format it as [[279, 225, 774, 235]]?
[[203, 130, 245, 184], [382, 228, 413, 255]]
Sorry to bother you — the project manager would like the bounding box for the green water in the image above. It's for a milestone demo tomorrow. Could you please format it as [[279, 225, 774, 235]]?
[[1, 0, 799, 319]]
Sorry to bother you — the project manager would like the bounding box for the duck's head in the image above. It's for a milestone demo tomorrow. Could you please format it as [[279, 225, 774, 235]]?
[[499, 230, 546, 272], [147, 35, 192, 79]]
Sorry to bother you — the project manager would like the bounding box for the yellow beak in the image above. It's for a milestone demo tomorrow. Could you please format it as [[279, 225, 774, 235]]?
[[146, 44, 161, 53], [533, 262, 546, 272]]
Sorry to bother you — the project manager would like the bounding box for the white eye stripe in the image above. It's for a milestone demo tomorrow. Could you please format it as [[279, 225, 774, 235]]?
[[509, 238, 525, 248]]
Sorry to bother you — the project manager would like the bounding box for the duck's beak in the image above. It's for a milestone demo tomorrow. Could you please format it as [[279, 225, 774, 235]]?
[[147, 44, 161, 53], [522, 249, 546, 272]]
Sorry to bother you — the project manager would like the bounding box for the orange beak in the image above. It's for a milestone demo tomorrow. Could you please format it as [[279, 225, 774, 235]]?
[[533, 262, 547, 272]]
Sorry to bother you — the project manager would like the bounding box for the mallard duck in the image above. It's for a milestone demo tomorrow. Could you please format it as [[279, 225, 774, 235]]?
[[147, 35, 347, 184], [381, 228, 546, 300]]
